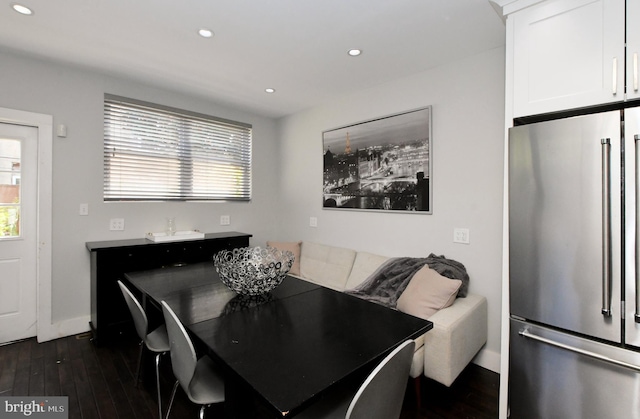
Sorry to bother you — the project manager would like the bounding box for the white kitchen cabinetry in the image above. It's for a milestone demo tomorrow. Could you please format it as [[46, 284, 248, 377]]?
[[627, 1, 640, 101], [510, 0, 625, 118]]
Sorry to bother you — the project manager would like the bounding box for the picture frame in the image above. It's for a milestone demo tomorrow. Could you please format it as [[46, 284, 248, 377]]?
[[322, 106, 432, 213]]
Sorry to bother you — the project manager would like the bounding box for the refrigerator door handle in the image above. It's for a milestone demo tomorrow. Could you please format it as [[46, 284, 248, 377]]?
[[602, 138, 612, 317], [519, 329, 640, 372], [635, 135, 640, 323]]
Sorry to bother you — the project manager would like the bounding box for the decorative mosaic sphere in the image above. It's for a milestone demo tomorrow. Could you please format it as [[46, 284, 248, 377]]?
[[213, 246, 294, 295]]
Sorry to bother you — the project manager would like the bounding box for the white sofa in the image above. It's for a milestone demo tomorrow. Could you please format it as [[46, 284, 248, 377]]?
[[282, 241, 488, 387]]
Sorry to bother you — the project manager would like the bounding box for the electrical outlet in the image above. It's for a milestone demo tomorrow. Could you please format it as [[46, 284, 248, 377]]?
[[79, 203, 89, 216], [220, 215, 230, 225], [453, 228, 470, 244], [110, 218, 125, 231], [309, 217, 318, 227]]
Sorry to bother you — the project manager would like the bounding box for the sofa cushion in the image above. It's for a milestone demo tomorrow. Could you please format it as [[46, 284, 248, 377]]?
[[299, 242, 357, 291], [396, 266, 462, 319], [345, 251, 389, 289], [267, 240, 301, 276]]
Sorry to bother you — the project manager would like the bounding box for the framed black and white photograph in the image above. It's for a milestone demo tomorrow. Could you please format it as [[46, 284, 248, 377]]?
[[322, 106, 432, 213]]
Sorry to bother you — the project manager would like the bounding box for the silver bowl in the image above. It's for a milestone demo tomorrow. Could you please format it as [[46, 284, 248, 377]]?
[[213, 246, 294, 295]]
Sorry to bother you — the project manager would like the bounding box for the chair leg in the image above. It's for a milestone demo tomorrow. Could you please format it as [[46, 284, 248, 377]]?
[[134, 341, 144, 386], [165, 380, 180, 419], [414, 376, 422, 411], [155, 353, 164, 419], [199, 405, 208, 419]]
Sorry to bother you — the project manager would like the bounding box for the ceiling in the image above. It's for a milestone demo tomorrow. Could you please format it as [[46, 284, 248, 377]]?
[[1, 0, 506, 119]]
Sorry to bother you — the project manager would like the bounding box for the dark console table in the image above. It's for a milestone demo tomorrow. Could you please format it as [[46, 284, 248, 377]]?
[[86, 231, 251, 345]]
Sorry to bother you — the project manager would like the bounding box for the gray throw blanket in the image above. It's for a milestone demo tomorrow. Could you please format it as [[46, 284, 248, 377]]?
[[345, 254, 469, 309]]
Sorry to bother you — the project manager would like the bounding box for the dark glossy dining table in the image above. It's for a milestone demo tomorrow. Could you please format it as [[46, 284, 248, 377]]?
[[124, 261, 432, 418]]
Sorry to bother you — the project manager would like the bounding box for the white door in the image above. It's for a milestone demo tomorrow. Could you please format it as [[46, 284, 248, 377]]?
[[0, 123, 38, 343], [627, 0, 640, 101]]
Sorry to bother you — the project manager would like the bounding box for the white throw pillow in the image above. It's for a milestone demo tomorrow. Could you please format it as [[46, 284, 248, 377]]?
[[266, 241, 301, 276], [396, 265, 462, 319]]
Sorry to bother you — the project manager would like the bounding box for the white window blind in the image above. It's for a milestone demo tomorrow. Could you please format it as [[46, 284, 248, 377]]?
[[104, 95, 252, 201]]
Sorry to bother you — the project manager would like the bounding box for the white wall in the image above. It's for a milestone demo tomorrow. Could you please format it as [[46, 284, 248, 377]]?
[[275, 46, 506, 372], [0, 49, 280, 333], [1, 45, 506, 371]]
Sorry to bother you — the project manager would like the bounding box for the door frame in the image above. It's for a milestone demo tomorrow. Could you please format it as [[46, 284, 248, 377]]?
[[0, 107, 52, 342]]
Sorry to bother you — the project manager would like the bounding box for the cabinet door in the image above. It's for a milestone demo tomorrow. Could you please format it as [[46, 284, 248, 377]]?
[[627, 0, 640, 101], [511, 0, 624, 117]]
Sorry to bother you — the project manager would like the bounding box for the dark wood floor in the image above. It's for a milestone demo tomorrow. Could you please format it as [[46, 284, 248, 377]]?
[[0, 333, 499, 418]]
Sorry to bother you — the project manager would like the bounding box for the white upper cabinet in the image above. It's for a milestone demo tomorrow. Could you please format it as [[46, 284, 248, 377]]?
[[627, 1, 640, 101], [510, 0, 625, 117]]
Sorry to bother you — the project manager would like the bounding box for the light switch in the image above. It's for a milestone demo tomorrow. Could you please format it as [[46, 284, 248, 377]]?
[[453, 228, 470, 244], [110, 218, 125, 231], [57, 124, 67, 138]]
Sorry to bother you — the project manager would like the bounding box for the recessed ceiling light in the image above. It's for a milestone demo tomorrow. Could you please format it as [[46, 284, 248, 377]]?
[[12, 3, 33, 15], [265, 88, 276, 94], [198, 29, 214, 38], [348, 49, 362, 57]]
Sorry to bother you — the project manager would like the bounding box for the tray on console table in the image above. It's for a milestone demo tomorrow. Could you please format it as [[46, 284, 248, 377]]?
[[86, 231, 252, 346]]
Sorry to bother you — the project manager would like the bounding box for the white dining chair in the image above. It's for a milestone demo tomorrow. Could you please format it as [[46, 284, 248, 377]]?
[[161, 300, 225, 419], [117, 280, 170, 419], [297, 339, 415, 419]]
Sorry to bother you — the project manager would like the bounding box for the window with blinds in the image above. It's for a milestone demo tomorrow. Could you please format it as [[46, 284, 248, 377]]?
[[104, 95, 252, 201]]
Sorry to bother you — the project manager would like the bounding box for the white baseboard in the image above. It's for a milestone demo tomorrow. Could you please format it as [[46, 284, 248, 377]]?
[[37, 315, 91, 343], [472, 347, 501, 374]]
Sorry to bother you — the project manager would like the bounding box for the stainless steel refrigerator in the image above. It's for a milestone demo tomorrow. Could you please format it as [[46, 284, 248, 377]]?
[[509, 108, 640, 418]]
